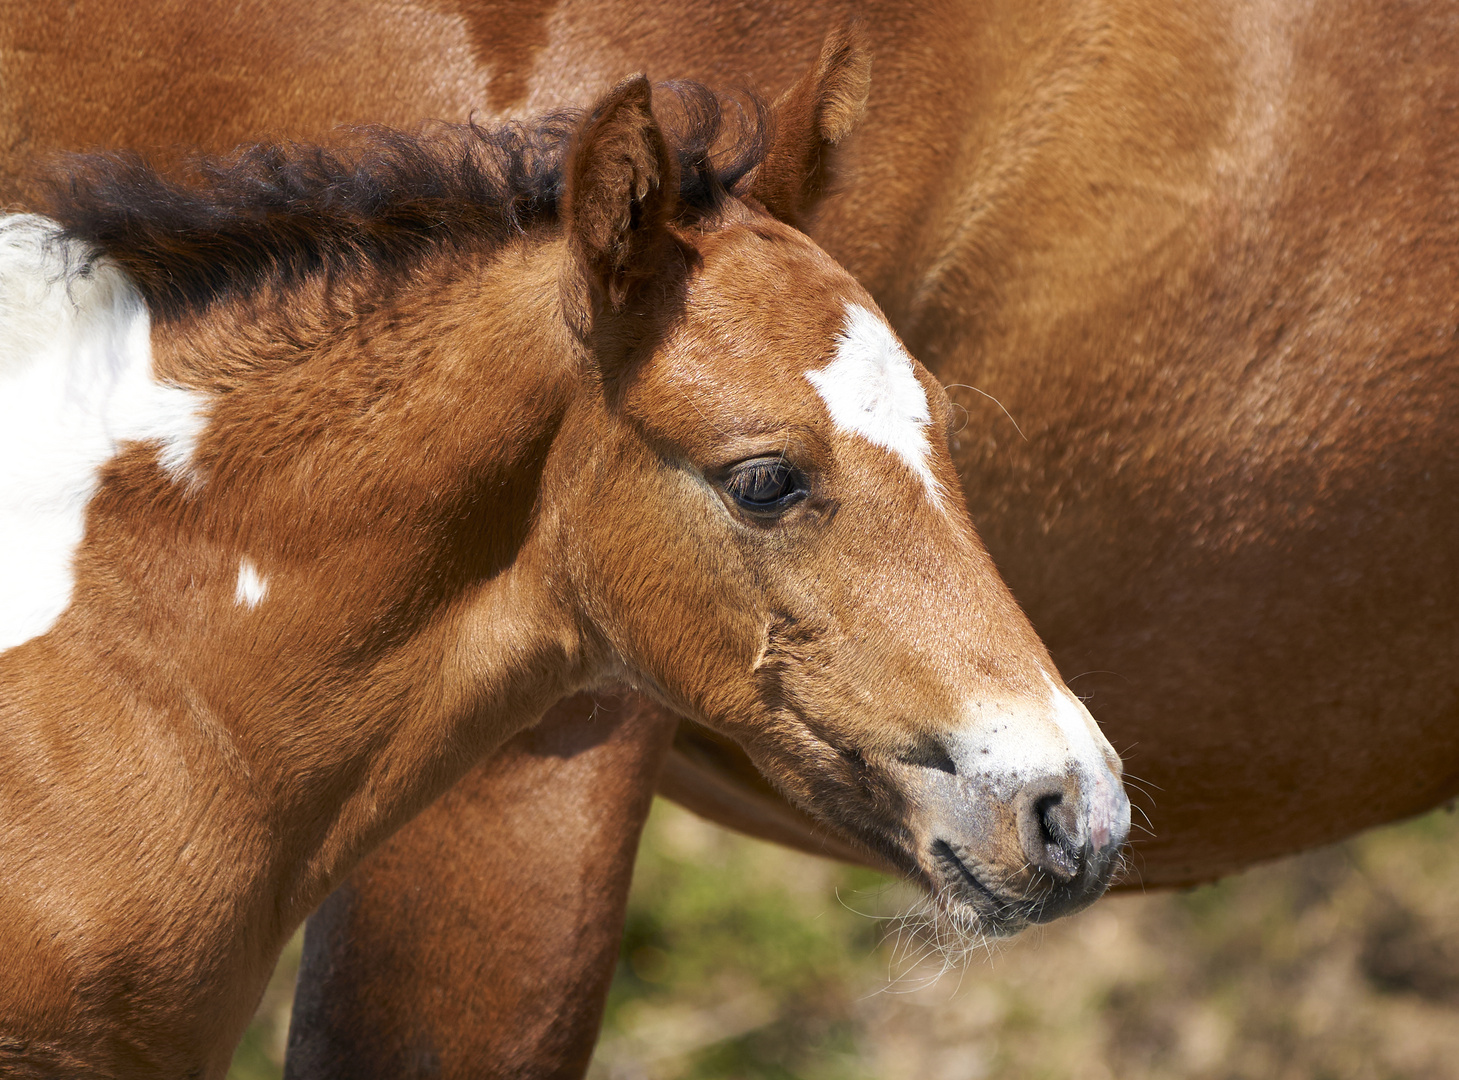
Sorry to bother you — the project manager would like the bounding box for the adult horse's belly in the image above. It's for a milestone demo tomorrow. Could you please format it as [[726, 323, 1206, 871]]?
[[5, 0, 1457, 889]]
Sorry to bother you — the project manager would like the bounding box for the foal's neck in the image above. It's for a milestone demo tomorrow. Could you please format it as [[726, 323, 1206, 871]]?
[[154, 237, 587, 876], [0, 233, 589, 1069]]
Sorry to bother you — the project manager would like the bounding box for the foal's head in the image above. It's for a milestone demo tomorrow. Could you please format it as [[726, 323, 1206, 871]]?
[[22, 35, 1127, 936], [543, 46, 1129, 933]]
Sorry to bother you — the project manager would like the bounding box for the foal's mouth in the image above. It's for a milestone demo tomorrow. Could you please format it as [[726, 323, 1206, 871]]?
[[926, 840, 1036, 935]]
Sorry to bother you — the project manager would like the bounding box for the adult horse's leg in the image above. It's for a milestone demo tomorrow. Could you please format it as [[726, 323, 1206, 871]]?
[[282, 704, 888, 1080], [284, 693, 676, 1080]]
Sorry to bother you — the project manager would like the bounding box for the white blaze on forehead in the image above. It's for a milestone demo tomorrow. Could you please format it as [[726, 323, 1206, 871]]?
[[804, 302, 940, 495], [234, 560, 268, 609], [0, 214, 210, 653]]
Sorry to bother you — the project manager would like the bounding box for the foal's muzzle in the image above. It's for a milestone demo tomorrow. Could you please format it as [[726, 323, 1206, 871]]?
[[1011, 771, 1130, 921], [904, 755, 1131, 932]]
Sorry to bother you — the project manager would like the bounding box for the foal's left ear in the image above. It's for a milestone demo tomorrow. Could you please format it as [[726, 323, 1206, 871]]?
[[562, 75, 680, 322], [740, 23, 872, 228]]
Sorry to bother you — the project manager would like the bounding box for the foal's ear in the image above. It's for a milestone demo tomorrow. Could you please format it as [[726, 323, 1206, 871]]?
[[741, 23, 872, 227], [561, 75, 680, 321]]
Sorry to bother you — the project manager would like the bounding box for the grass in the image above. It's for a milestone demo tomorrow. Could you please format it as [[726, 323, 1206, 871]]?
[[231, 801, 1459, 1080]]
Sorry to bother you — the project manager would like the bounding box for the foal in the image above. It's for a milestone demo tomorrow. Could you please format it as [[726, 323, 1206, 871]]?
[[0, 73, 1126, 1078]]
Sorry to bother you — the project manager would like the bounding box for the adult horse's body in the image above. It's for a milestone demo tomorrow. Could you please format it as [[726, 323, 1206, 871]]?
[[4, 0, 1458, 1075], [0, 62, 1129, 1076]]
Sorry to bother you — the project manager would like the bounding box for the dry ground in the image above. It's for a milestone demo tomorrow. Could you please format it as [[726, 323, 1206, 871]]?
[[232, 799, 1459, 1080]]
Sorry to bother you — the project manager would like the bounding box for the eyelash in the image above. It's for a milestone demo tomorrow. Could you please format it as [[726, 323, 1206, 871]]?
[[722, 458, 807, 514]]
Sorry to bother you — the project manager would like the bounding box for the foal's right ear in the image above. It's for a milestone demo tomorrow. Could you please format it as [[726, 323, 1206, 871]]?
[[561, 75, 680, 330], [740, 23, 872, 228]]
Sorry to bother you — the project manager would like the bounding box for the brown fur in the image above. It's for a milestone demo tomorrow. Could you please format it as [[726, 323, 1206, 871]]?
[[7, 0, 1459, 1075], [561, 76, 679, 316], [1, 53, 1121, 1078], [741, 22, 872, 229], [284, 693, 674, 1079]]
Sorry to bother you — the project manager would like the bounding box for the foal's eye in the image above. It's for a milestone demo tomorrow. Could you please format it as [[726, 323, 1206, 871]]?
[[722, 458, 806, 515]]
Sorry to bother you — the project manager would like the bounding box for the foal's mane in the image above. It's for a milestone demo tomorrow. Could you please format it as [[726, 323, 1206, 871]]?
[[39, 84, 765, 322]]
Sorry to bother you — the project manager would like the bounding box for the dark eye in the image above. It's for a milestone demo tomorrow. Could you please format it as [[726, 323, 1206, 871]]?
[[722, 457, 806, 515]]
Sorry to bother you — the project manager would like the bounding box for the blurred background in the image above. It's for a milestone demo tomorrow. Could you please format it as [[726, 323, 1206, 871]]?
[[231, 800, 1459, 1080]]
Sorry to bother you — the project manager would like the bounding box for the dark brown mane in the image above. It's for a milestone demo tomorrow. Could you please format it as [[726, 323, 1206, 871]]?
[[39, 83, 765, 322]]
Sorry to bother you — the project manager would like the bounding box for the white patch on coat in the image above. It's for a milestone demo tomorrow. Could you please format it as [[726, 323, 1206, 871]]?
[[0, 215, 210, 652], [805, 302, 940, 496], [234, 560, 268, 609]]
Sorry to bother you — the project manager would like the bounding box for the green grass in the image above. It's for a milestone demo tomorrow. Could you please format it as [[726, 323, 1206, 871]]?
[[233, 802, 1459, 1080]]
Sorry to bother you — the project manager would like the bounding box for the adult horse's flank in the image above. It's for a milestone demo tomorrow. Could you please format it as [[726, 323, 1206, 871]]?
[[0, 65, 1127, 1077]]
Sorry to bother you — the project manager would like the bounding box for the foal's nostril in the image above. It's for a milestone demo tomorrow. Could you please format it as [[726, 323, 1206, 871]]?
[[1031, 793, 1083, 881]]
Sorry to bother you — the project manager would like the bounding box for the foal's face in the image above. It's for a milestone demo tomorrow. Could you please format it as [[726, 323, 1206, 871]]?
[[565, 212, 1130, 932]]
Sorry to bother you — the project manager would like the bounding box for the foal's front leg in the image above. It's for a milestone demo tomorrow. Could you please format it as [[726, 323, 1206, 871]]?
[[284, 693, 676, 1080]]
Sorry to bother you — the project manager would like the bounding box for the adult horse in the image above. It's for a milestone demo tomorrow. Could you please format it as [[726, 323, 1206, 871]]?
[[5, 0, 1458, 1075], [0, 65, 1130, 1077]]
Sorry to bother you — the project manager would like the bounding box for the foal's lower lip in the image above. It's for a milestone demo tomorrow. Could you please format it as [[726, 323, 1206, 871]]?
[[924, 842, 1027, 932], [931, 839, 1000, 905]]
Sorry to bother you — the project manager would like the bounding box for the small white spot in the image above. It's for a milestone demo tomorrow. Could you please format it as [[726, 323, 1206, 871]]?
[[234, 560, 268, 609], [0, 215, 209, 651], [1042, 673, 1125, 849], [805, 302, 939, 495]]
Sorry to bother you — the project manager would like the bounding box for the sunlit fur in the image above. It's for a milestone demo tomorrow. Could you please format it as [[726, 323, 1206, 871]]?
[[8, 0, 1457, 912], [150, 1, 1459, 1069], [805, 302, 940, 498], [0, 63, 1125, 1079]]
